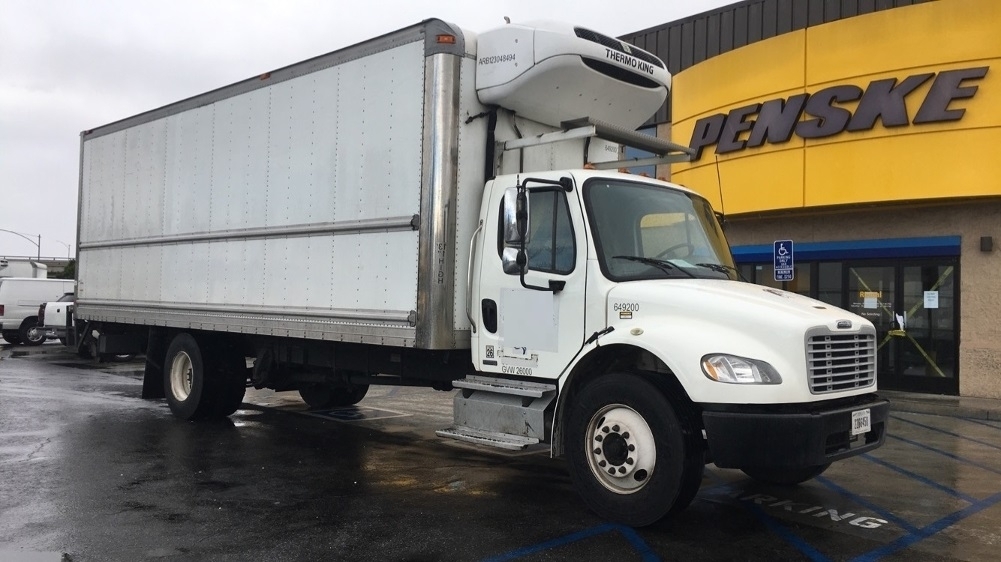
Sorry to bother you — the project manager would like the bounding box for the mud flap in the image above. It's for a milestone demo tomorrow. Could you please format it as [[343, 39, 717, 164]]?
[[142, 329, 169, 399]]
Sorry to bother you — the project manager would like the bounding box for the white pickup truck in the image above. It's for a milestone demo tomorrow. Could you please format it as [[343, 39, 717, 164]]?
[[38, 293, 135, 361], [37, 292, 76, 344]]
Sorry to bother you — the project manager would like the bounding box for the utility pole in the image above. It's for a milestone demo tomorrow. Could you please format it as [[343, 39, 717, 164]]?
[[0, 228, 41, 259]]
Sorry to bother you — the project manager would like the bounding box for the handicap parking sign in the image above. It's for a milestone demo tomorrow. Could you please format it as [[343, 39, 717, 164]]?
[[774, 240, 794, 281]]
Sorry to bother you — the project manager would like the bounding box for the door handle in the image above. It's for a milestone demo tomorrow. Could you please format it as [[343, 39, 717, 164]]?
[[481, 299, 497, 334], [465, 220, 484, 332]]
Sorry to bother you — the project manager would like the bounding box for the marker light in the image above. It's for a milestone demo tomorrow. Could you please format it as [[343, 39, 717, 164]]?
[[701, 354, 781, 384], [437, 34, 457, 44]]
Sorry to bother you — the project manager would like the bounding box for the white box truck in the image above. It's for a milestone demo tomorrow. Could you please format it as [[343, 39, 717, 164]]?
[[0, 258, 48, 279], [75, 19, 888, 526]]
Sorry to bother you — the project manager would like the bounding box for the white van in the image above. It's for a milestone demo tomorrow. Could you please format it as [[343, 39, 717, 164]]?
[[0, 278, 75, 345]]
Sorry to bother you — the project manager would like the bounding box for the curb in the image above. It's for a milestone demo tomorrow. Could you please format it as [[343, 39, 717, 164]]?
[[883, 390, 1001, 421]]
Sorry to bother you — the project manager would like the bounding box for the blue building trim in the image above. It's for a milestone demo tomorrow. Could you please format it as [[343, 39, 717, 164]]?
[[731, 236, 962, 263]]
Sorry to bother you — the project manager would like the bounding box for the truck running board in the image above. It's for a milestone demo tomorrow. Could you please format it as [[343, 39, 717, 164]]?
[[437, 375, 557, 451], [451, 375, 555, 397], [435, 427, 540, 451]]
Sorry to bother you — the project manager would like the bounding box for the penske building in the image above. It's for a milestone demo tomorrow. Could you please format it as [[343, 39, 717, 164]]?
[[622, 0, 1000, 397]]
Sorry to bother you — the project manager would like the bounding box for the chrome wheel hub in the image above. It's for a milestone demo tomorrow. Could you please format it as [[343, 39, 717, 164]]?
[[586, 404, 657, 494]]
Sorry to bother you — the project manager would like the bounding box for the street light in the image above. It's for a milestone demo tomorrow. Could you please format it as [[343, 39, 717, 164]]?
[[0, 228, 41, 259], [55, 240, 73, 259]]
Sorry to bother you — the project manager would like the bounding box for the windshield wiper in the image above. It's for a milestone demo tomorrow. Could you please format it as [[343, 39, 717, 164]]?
[[613, 255, 697, 278], [695, 263, 746, 281]]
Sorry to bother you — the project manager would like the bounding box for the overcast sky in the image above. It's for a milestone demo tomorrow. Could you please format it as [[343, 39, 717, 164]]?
[[0, 0, 732, 259]]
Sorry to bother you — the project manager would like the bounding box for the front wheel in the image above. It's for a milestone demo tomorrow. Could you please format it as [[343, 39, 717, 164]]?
[[741, 463, 831, 486], [19, 318, 46, 346], [565, 372, 695, 527]]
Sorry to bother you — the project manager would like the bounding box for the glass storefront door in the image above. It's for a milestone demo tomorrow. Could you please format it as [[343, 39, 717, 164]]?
[[847, 261, 958, 394]]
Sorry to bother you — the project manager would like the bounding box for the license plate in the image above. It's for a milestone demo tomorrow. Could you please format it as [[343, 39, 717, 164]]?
[[851, 408, 871, 436]]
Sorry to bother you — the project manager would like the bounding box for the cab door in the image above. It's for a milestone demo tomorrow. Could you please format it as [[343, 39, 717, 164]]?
[[472, 173, 587, 380]]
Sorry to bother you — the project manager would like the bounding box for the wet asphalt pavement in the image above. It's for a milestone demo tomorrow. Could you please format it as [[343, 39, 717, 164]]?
[[2, 343, 1001, 561]]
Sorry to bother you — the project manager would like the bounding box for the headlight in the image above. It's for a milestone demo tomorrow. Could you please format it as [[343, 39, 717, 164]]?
[[701, 354, 782, 384]]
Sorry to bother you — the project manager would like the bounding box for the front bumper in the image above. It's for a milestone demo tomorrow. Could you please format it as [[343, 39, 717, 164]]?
[[702, 394, 889, 469]]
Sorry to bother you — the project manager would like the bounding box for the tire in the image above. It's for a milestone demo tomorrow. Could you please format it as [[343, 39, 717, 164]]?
[[298, 383, 369, 409], [668, 428, 705, 518], [2, 331, 22, 345], [741, 463, 831, 486], [565, 372, 694, 527], [164, 333, 247, 421], [210, 347, 248, 418], [164, 333, 213, 420], [19, 317, 46, 346]]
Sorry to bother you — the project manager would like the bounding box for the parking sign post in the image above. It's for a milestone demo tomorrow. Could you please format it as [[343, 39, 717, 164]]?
[[774, 240, 794, 282]]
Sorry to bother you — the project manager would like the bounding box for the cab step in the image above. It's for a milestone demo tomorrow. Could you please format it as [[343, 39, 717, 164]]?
[[435, 426, 540, 451], [452, 375, 556, 397], [437, 375, 558, 451]]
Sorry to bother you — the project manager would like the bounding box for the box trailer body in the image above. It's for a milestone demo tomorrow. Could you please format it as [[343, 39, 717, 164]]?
[[78, 21, 482, 351], [76, 19, 888, 526]]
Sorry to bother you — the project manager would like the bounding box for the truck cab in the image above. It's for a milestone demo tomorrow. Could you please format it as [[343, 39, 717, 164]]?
[[450, 168, 887, 525]]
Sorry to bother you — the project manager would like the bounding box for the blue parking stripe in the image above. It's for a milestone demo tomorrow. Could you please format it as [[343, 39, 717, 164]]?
[[891, 415, 1001, 451], [481, 523, 661, 562], [815, 476, 919, 535], [616, 526, 663, 562], [861, 454, 977, 503], [889, 434, 1001, 476], [851, 491, 1001, 562], [743, 503, 831, 562]]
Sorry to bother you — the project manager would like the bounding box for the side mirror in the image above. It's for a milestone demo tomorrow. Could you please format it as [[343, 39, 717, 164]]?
[[501, 247, 523, 274], [502, 187, 530, 275], [502, 187, 529, 245], [714, 211, 727, 232], [501, 177, 570, 293]]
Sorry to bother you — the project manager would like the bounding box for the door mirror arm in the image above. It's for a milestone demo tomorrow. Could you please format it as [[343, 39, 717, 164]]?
[[515, 179, 569, 293]]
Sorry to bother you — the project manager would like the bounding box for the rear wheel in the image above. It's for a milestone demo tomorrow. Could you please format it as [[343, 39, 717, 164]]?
[[2, 331, 22, 345], [19, 318, 46, 346], [565, 372, 697, 527], [741, 463, 831, 486], [164, 333, 247, 420], [164, 333, 210, 420], [211, 347, 248, 418]]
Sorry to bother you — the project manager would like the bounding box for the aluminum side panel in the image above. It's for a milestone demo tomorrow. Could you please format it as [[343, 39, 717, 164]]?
[[82, 20, 465, 140], [78, 39, 429, 343]]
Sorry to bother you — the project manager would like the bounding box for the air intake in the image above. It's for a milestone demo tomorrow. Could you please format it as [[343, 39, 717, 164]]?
[[574, 27, 665, 70]]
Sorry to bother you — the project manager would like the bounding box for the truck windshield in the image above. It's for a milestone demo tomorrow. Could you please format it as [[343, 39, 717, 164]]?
[[583, 178, 738, 281]]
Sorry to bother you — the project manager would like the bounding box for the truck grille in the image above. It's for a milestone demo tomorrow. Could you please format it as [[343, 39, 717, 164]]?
[[806, 332, 876, 394], [574, 27, 665, 69]]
